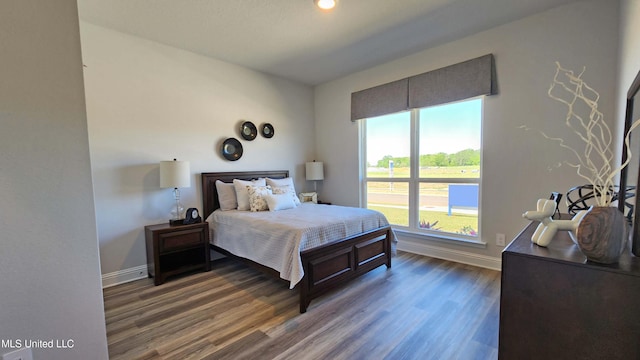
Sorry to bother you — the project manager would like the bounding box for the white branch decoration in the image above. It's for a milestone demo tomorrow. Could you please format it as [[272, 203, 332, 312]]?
[[547, 62, 640, 207]]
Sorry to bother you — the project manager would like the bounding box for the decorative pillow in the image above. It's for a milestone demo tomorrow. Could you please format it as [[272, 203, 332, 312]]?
[[233, 178, 266, 211], [267, 177, 301, 206], [215, 180, 237, 211], [266, 176, 294, 188], [265, 193, 296, 211], [272, 185, 300, 207], [247, 185, 272, 212]]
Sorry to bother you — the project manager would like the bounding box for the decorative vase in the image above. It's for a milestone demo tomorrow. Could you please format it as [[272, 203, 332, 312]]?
[[575, 206, 627, 264]]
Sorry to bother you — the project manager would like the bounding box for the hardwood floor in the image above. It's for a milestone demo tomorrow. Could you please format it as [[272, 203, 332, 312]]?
[[103, 251, 501, 360]]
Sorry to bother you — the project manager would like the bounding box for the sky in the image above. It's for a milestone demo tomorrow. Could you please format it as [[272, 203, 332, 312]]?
[[366, 98, 482, 165]]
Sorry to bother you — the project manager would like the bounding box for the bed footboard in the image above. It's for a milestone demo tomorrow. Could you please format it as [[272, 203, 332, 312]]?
[[299, 226, 392, 313], [202, 171, 393, 314]]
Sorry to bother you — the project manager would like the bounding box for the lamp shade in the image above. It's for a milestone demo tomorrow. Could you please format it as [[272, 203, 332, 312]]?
[[159, 160, 190, 188], [306, 161, 324, 181]]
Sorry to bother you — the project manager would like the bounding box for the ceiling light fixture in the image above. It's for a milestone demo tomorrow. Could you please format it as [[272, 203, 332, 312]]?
[[314, 0, 336, 10]]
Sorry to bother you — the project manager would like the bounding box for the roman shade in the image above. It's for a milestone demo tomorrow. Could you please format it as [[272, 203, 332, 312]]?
[[350, 54, 496, 121]]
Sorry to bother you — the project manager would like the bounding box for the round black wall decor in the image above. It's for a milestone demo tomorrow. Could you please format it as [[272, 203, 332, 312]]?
[[240, 121, 257, 141], [222, 137, 243, 161], [261, 123, 275, 138]]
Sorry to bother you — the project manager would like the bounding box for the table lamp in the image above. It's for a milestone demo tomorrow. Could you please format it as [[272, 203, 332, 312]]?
[[160, 159, 190, 225], [305, 161, 324, 192]]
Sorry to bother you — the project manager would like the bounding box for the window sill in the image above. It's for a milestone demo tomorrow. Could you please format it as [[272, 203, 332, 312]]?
[[393, 228, 487, 249]]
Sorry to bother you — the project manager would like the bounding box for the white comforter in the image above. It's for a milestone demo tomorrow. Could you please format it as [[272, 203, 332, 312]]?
[[207, 203, 393, 288]]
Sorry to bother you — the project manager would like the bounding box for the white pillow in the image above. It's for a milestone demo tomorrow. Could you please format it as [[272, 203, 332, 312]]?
[[265, 193, 296, 211], [233, 178, 266, 211], [216, 180, 237, 211], [267, 177, 301, 206], [247, 185, 272, 212], [272, 185, 300, 207]]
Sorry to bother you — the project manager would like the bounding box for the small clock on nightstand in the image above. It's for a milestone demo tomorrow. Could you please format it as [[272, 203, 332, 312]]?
[[183, 207, 201, 224]]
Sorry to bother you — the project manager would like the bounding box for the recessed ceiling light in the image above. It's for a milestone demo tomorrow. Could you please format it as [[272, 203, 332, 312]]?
[[314, 0, 337, 10]]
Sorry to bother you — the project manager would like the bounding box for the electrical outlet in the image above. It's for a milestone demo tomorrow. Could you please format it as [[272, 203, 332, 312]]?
[[496, 233, 506, 246], [2, 347, 33, 360]]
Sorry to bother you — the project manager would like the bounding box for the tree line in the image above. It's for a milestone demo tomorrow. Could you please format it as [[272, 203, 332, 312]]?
[[373, 148, 480, 168]]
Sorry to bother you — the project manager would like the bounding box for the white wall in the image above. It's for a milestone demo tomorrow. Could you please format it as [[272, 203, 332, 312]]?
[[314, 0, 620, 262], [618, 1, 640, 96], [616, 1, 640, 150], [79, 23, 315, 278], [0, 1, 108, 359]]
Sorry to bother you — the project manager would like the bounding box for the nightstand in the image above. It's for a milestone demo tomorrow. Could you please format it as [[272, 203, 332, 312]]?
[[145, 222, 211, 285]]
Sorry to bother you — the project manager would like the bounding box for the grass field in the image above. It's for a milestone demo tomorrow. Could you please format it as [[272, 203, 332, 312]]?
[[366, 165, 479, 236], [367, 165, 480, 179], [368, 205, 478, 235]]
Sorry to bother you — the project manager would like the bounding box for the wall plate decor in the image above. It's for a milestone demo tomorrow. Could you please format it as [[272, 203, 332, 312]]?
[[261, 123, 274, 138], [240, 121, 257, 141], [222, 137, 243, 161]]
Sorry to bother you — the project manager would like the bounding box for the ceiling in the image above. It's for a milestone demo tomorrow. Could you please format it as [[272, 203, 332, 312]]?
[[77, 0, 579, 85]]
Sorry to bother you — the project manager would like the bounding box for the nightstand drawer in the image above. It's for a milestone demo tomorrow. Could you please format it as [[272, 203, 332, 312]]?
[[145, 222, 211, 285], [159, 228, 205, 252]]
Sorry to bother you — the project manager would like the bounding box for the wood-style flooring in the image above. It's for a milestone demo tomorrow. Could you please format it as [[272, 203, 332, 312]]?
[[103, 251, 501, 360]]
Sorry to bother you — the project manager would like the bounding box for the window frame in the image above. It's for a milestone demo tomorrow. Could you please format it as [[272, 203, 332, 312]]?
[[360, 97, 484, 245]]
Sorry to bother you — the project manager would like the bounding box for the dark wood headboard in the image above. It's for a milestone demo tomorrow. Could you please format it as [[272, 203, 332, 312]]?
[[201, 170, 289, 219]]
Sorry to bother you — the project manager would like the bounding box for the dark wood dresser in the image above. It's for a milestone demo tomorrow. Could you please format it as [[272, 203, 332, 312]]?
[[499, 220, 640, 359]]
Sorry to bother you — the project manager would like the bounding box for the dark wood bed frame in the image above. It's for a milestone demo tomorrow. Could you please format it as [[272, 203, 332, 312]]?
[[201, 170, 392, 313]]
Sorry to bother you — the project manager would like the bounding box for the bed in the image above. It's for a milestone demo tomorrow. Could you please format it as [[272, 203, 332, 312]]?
[[201, 170, 393, 313]]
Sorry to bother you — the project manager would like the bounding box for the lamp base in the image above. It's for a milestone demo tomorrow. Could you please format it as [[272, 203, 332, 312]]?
[[169, 219, 185, 226]]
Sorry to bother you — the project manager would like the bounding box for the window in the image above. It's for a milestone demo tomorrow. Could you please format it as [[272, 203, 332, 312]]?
[[362, 98, 482, 241]]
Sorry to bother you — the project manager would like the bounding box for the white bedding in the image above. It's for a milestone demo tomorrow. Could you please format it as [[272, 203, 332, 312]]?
[[207, 203, 394, 288]]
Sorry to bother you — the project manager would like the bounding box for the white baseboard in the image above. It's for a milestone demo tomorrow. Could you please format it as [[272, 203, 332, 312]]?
[[102, 265, 148, 288], [397, 239, 502, 271]]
